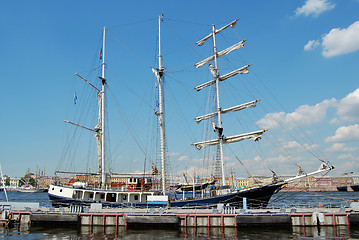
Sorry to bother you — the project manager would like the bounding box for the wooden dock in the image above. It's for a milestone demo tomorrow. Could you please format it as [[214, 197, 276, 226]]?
[[5, 207, 359, 228]]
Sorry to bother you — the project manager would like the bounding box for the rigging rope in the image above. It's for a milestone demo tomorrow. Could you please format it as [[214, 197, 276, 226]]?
[[106, 29, 152, 69], [213, 26, 328, 165], [108, 18, 157, 29], [107, 86, 153, 163]]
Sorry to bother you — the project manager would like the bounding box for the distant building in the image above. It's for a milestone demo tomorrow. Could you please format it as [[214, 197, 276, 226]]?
[[234, 178, 249, 188], [9, 178, 20, 188]]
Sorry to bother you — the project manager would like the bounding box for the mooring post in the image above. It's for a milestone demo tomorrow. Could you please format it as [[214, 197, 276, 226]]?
[[243, 197, 247, 213]]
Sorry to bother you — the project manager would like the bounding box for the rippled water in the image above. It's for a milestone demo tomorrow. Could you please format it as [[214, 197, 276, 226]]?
[[0, 191, 358, 239], [1, 225, 359, 239]]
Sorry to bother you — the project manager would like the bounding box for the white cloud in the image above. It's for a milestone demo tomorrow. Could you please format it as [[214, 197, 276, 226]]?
[[267, 154, 303, 164], [281, 141, 319, 154], [333, 159, 359, 174], [325, 143, 358, 152], [338, 153, 355, 160], [257, 99, 336, 129], [253, 155, 263, 162], [335, 88, 359, 122], [325, 124, 359, 142], [256, 112, 285, 129], [169, 152, 180, 157], [322, 21, 359, 57], [304, 40, 320, 51], [295, 0, 335, 17], [177, 155, 189, 161]]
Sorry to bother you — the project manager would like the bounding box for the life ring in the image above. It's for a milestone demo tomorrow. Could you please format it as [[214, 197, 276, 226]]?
[[7, 212, 13, 220]]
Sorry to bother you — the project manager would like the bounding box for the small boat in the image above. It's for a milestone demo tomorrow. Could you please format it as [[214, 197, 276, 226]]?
[[17, 185, 44, 193], [336, 185, 348, 191]]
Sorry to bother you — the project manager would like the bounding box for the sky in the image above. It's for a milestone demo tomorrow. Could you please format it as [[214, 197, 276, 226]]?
[[1, 0, 359, 179]]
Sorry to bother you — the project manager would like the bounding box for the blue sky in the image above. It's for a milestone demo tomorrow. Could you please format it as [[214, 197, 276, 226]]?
[[1, 0, 359, 178]]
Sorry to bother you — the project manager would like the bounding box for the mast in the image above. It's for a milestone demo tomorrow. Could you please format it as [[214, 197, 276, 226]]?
[[193, 19, 266, 186], [100, 26, 106, 188], [0, 164, 8, 202], [152, 15, 166, 195], [64, 27, 107, 188], [211, 24, 226, 185]]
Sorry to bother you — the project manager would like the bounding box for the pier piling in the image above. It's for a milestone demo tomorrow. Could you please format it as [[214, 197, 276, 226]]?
[[3, 205, 359, 228]]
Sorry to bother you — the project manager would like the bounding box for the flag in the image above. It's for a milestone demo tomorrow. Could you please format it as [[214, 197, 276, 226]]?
[[74, 91, 77, 104], [100, 49, 103, 60]]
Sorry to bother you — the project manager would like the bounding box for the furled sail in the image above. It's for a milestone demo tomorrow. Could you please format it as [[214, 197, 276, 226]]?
[[195, 64, 251, 91], [95, 133, 102, 174], [192, 130, 267, 150], [195, 100, 260, 123], [219, 64, 251, 81], [195, 40, 246, 68], [152, 68, 160, 80], [196, 19, 239, 46], [95, 92, 103, 174]]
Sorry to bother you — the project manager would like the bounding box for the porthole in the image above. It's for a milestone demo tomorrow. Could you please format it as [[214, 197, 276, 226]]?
[[123, 195, 127, 200], [134, 195, 138, 201], [60, 189, 62, 192]]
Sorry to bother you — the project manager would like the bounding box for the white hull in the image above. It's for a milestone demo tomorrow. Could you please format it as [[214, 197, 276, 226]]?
[[48, 184, 161, 207], [17, 189, 44, 193]]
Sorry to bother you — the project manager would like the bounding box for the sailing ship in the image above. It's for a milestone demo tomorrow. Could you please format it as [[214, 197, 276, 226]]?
[[48, 17, 334, 209], [48, 26, 165, 208], [169, 18, 333, 208]]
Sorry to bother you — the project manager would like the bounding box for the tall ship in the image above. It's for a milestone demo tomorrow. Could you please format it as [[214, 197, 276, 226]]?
[[48, 17, 334, 208]]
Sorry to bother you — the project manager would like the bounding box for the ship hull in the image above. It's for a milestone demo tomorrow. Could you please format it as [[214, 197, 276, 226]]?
[[351, 184, 359, 192], [171, 183, 284, 208], [48, 183, 284, 209]]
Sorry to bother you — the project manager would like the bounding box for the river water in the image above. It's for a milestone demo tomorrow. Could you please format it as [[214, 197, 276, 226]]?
[[0, 191, 358, 239]]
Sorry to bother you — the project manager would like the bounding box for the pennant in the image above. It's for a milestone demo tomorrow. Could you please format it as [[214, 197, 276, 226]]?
[[74, 91, 77, 104], [100, 49, 103, 60]]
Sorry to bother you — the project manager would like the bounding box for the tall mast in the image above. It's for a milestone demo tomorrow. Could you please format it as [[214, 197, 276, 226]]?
[[193, 19, 266, 186], [211, 24, 226, 186], [158, 15, 166, 195], [101, 26, 106, 187], [152, 15, 166, 195]]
